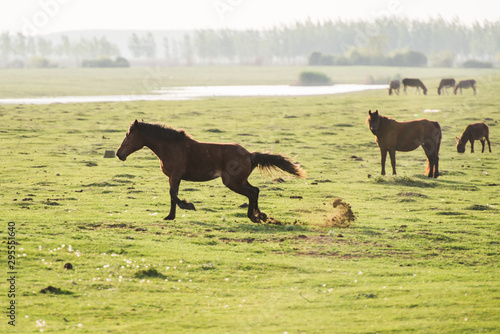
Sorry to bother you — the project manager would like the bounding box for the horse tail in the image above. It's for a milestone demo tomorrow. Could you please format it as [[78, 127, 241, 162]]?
[[426, 121, 442, 175], [251, 152, 306, 179]]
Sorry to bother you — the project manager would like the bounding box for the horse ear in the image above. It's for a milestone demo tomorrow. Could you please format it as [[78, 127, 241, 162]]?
[[374, 110, 379, 115], [368, 110, 372, 115], [134, 119, 139, 126]]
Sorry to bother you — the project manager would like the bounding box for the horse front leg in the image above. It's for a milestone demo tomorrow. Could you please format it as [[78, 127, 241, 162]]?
[[164, 177, 196, 221], [389, 149, 397, 175], [380, 148, 388, 176], [480, 139, 486, 153], [470, 140, 475, 153], [164, 179, 179, 220]]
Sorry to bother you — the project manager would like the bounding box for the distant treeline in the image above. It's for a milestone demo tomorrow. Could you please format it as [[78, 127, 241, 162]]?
[[1, 18, 499, 67], [192, 18, 499, 66], [308, 50, 428, 67]]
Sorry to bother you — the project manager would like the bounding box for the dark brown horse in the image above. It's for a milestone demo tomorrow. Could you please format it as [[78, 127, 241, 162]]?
[[456, 122, 491, 153], [454, 79, 476, 95], [116, 120, 306, 223], [402, 78, 427, 95], [367, 110, 441, 178], [388, 80, 400, 95], [437, 78, 455, 95]]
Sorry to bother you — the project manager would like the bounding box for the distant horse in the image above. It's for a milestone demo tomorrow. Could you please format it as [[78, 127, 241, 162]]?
[[367, 110, 441, 178], [454, 79, 477, 95], [116, 120, 306, 223], [437, 78, 455, 95], [388, 80, 400, 95], [402, 78, 427, 95], [456, 122, 491, 153]]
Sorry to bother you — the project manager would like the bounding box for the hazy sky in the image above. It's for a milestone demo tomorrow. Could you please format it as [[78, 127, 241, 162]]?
[[3, 0, 498, 35]]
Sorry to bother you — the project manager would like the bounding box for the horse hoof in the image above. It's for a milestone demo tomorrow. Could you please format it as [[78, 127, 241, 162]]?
[[179, 201, 196, 211], [164, 215, 175, 221], [259, 212, 268, 222]]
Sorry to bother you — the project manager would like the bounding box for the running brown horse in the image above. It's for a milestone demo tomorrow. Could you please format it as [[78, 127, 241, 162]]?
[[116, 120, 306, 223], [402, 78, 427, 95], [367, 110, 441, 178], [456, 122, 491, 153], [454, 79, 477, 95]]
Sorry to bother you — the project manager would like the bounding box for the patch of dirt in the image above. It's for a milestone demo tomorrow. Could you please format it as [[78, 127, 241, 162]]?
[[321, 198, 355, 228], [398, 192, 428, 198], [40, 286, 72, 295]]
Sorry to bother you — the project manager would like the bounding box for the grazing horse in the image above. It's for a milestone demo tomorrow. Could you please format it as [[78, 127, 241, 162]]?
[[116, 120, 306, 223], [402, 78, 427, 95], [437, 78, 455, 95], [367, 110, 441, 178], [454, 79, 477, 95], [456, 122, 491, 153], [388, 80, 400, 95]]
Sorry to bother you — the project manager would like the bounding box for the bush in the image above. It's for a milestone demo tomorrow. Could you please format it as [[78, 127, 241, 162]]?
[[308, 52, 335, 66], [298, 71, 332, 86], [387, 51, 427, 67], [82, 57, 130, 68], [28, 56, 57, 68], [462, 59, 493, 68]]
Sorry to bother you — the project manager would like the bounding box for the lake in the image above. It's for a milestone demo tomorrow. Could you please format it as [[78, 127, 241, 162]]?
[[0, 84, 388, 104]]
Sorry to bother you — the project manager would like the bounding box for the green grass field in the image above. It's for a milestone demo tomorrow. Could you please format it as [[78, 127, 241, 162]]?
[[1, 67, 499, 333], [0, 65, 499, 98]]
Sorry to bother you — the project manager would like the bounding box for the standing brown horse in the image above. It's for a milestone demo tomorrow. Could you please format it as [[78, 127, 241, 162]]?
[[388, 80, 400, 95], [367, 110, 441, 178], [116, 120, 305, 223], [456, 122, 491, 153], [454, 79, 476, 95], [402, 78, 427, 95], [437, 78, 455, 95]]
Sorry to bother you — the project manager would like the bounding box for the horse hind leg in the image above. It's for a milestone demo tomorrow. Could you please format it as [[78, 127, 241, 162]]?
[[224, 178, 265, 223], [486, 136, 492, 152], [423, 143, 438, 178]]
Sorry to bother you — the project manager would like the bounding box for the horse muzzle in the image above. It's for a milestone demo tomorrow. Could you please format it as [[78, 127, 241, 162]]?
[[116, 151, 127, 161]]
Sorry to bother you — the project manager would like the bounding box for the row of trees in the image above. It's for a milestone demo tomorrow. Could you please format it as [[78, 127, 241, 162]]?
[[1, 17, 499, 67], [0, 32, 120, 67], [190, 18, 500, 65]]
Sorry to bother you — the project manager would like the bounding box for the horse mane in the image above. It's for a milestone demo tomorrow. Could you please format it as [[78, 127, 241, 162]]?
[[458, 126, 471, 143], [135, 122, 192, 141]]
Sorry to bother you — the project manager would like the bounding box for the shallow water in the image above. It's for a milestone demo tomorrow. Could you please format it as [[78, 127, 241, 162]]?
[[0, 84, 388, 105]]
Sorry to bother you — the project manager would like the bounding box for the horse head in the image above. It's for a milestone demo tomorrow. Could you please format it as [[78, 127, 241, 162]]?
[[368, 110, 380, 135], [116, 120, 145, 161], [456, 136, 466, 153]]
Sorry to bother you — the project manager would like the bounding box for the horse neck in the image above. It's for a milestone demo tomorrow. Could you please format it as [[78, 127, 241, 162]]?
[[377, 116, 391, 133], [459, 129, 470, 143], [140, 131, 184, 158]]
